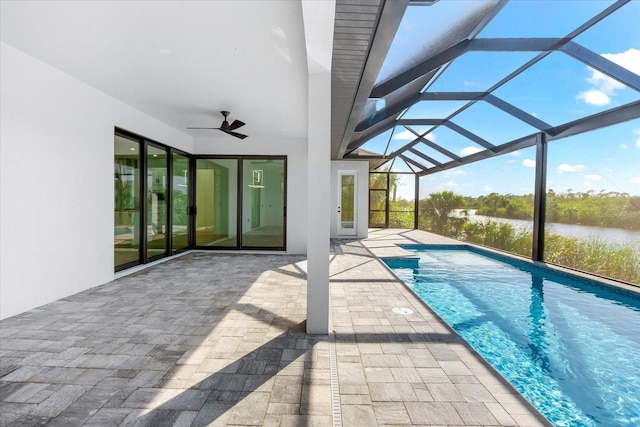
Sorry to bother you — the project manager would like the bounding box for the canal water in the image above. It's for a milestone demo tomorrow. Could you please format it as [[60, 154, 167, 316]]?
[[452, 210, 640, 246]]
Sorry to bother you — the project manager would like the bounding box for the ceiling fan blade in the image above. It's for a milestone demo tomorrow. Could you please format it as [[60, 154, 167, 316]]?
[[186, 127, 221, 130], [224, 130, 248, 139], [228, 120, 245, 130]]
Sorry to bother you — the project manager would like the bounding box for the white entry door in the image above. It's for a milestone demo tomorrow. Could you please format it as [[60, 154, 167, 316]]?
[[338, 170, 357, 236]]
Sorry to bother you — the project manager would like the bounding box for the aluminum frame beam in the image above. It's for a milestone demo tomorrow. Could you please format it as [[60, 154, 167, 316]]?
[[405, 126, 461, 161], [560, 41, 640, 92], [399, 154, 428, 172], [483, 94, 553, 132], [532, 133, 547, 261], [343, 0, 630, 159], [348, 100, 640, 180], [408, 147, 441, 166], [444, 121, 495, 150], [371, 38, 567, 99], [354, 92, 423, 132], [370, 39, 471, 98], [549, 100, 640, 141]]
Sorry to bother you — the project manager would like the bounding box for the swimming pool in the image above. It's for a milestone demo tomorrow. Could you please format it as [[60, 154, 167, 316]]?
[[384, 245, 640, 427]]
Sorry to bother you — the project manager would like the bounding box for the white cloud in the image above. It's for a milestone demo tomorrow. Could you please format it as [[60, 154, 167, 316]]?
[[621, 143, 629, 149], [592, 49, 640, 89], [578, 48, 640, 106], [637, 138, 640, 148], [585, 175, 602, 181], [446, 180, 459, 188], [509, 150, 523, 157], [460, 146, 483, 156], [605, 168, 614, 173], [576, 89, 611, 106], [557, 163, 585, 173], [483, 185, 492, 191], [393, 129, 419, 140], [522, 158, 536, 168], [444, 169, 466, 177], [630, 176, 640, 185]]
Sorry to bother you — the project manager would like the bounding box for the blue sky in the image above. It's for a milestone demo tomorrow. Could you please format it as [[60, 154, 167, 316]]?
[[365, 0, 640, 200]]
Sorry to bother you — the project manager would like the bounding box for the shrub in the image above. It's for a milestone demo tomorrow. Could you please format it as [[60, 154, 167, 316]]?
[[457, 221, 639, 284]]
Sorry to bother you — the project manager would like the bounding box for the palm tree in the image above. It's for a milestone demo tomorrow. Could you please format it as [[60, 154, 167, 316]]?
[[421, 191, 465, 235]]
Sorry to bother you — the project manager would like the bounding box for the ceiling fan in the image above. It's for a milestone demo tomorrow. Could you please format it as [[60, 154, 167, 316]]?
[[187, 111, 248, 139]]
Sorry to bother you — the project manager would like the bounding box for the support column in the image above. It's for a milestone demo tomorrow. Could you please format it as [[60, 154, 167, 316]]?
[[302, 0, 335, 334], [306, 73, 331, 334], [532, 132, 547, 262]]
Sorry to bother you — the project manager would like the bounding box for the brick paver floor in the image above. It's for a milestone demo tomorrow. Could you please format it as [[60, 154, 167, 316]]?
[[0, 230, 549, 426]]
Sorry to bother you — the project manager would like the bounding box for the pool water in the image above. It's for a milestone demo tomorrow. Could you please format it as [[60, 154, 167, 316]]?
[[385, 245, 640, 427]]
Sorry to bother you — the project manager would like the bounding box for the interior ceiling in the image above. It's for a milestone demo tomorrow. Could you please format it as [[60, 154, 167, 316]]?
[[0, 1, 309, 140]]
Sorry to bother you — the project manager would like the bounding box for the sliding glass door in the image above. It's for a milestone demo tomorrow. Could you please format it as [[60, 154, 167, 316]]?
[[195, 156, 286, 250], [172, 153, 190, 252], [115, 130, 192, 271], [242, 158, 286, 249], [116, 135, 287, 271], [114, 134, 141, 270], [195, 158, 238, 247], [146, 144, 168, 260]]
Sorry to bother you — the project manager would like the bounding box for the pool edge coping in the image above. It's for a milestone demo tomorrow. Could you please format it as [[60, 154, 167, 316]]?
[[369, 245, 554, 427]]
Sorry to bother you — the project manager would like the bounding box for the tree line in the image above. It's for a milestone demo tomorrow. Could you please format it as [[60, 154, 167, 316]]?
[[417, 190, 640, 284], [465, 189, 640, 230]]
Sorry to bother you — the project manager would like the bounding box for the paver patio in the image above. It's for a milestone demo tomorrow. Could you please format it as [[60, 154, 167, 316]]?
[[0, 229, 550, 426]]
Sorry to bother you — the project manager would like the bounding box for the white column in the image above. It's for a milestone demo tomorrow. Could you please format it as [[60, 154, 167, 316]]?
[[302, 0, 335, 334], [306, 72, 331, 334]]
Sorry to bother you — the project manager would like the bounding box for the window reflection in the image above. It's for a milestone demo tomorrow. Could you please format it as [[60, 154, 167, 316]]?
[[196, 159, 238, 247], [114, 135, 141, 269], [146, 145, 167, 259], [241, 158, 286, 249], [172, 153, 189, 252]]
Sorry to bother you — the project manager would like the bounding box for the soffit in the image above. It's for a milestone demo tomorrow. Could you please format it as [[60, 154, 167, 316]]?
[[331, 0, 385, 159]]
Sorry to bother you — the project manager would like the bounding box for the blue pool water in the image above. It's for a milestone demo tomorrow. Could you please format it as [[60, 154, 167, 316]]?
[[385, 245, 640, 427]]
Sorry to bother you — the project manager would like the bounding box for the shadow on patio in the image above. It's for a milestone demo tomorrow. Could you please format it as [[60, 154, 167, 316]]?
[[1, 230, 550, 426]]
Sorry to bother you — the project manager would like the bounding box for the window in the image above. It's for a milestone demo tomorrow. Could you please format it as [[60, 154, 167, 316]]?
[[115, 130, 192, 271]]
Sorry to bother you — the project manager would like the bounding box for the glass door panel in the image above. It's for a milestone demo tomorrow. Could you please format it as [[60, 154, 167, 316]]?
[[338, 171, 357, 236], [146, 145, 168, 259], [114, 135, 141, 270], [196, 159, 238, 247], [172, 153, 190, 252], [242, 158, 285, 249]]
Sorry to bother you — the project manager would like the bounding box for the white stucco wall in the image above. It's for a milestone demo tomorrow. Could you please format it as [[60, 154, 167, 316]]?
[[0, 42, 194, 319], [331, 160, 370, 239]]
